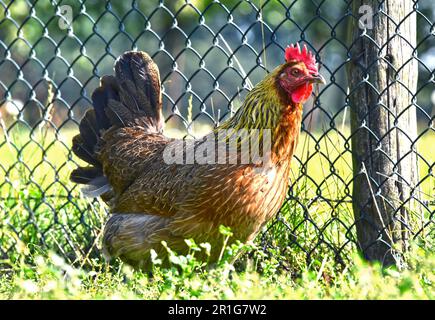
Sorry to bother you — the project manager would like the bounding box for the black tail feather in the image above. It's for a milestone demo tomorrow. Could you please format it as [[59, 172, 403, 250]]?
[[71, 135, 100, 166], [70, 50, 162, 191], [79, 109, 99, 149], [91, 76, 117, 131], [70, 166, 101, 184], [112, 51, 163, 131]]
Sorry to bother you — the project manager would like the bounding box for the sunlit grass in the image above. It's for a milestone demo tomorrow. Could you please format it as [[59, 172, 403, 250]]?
[[0, 241, 433, 299]]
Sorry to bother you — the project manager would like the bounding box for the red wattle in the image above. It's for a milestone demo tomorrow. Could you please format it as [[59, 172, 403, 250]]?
[[291, 83, 313, 104]]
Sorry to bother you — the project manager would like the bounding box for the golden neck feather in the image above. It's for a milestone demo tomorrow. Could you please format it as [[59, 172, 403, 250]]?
[[215, 68, 303, 162]]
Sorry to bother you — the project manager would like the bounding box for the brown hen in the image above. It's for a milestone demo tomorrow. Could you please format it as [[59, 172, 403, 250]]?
[[70, 44, 325, 269]]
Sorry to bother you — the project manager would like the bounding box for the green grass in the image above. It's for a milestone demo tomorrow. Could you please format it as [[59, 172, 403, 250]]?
[[0, 123, 434, 299], [0, 240, 433, 299]]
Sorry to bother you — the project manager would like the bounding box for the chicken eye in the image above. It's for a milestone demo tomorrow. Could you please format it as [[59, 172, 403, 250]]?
[[291, 69, 301, 76]]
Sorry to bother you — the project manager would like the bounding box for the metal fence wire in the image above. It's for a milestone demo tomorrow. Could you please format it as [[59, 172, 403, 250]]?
[[0, 0, 433, 268]]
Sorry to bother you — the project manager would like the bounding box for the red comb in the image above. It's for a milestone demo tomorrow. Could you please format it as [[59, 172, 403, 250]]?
[[285, 43, 318, 72]]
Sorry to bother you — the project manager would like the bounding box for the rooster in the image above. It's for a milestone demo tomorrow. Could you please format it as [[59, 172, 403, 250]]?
[[70, 43, 325, 269]]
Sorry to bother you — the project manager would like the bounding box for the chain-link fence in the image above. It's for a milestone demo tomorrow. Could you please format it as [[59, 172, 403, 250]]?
[[0, 0, 433, 269]]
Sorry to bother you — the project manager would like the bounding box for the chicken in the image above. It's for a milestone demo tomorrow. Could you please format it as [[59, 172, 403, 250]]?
[[70, 43, 325, 269]]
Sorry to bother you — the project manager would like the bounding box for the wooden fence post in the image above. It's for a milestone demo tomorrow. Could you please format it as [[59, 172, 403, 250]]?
[[346, 1, 419, 266]]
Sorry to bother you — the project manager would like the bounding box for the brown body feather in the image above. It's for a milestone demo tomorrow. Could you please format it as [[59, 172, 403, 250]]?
[[71, 50, 309, 269]]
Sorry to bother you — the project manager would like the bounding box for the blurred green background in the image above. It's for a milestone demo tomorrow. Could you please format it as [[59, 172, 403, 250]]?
[[1, 0, 433, 129]]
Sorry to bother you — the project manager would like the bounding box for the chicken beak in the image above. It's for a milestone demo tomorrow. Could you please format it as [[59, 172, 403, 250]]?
[[309, 73, 326, 84]]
